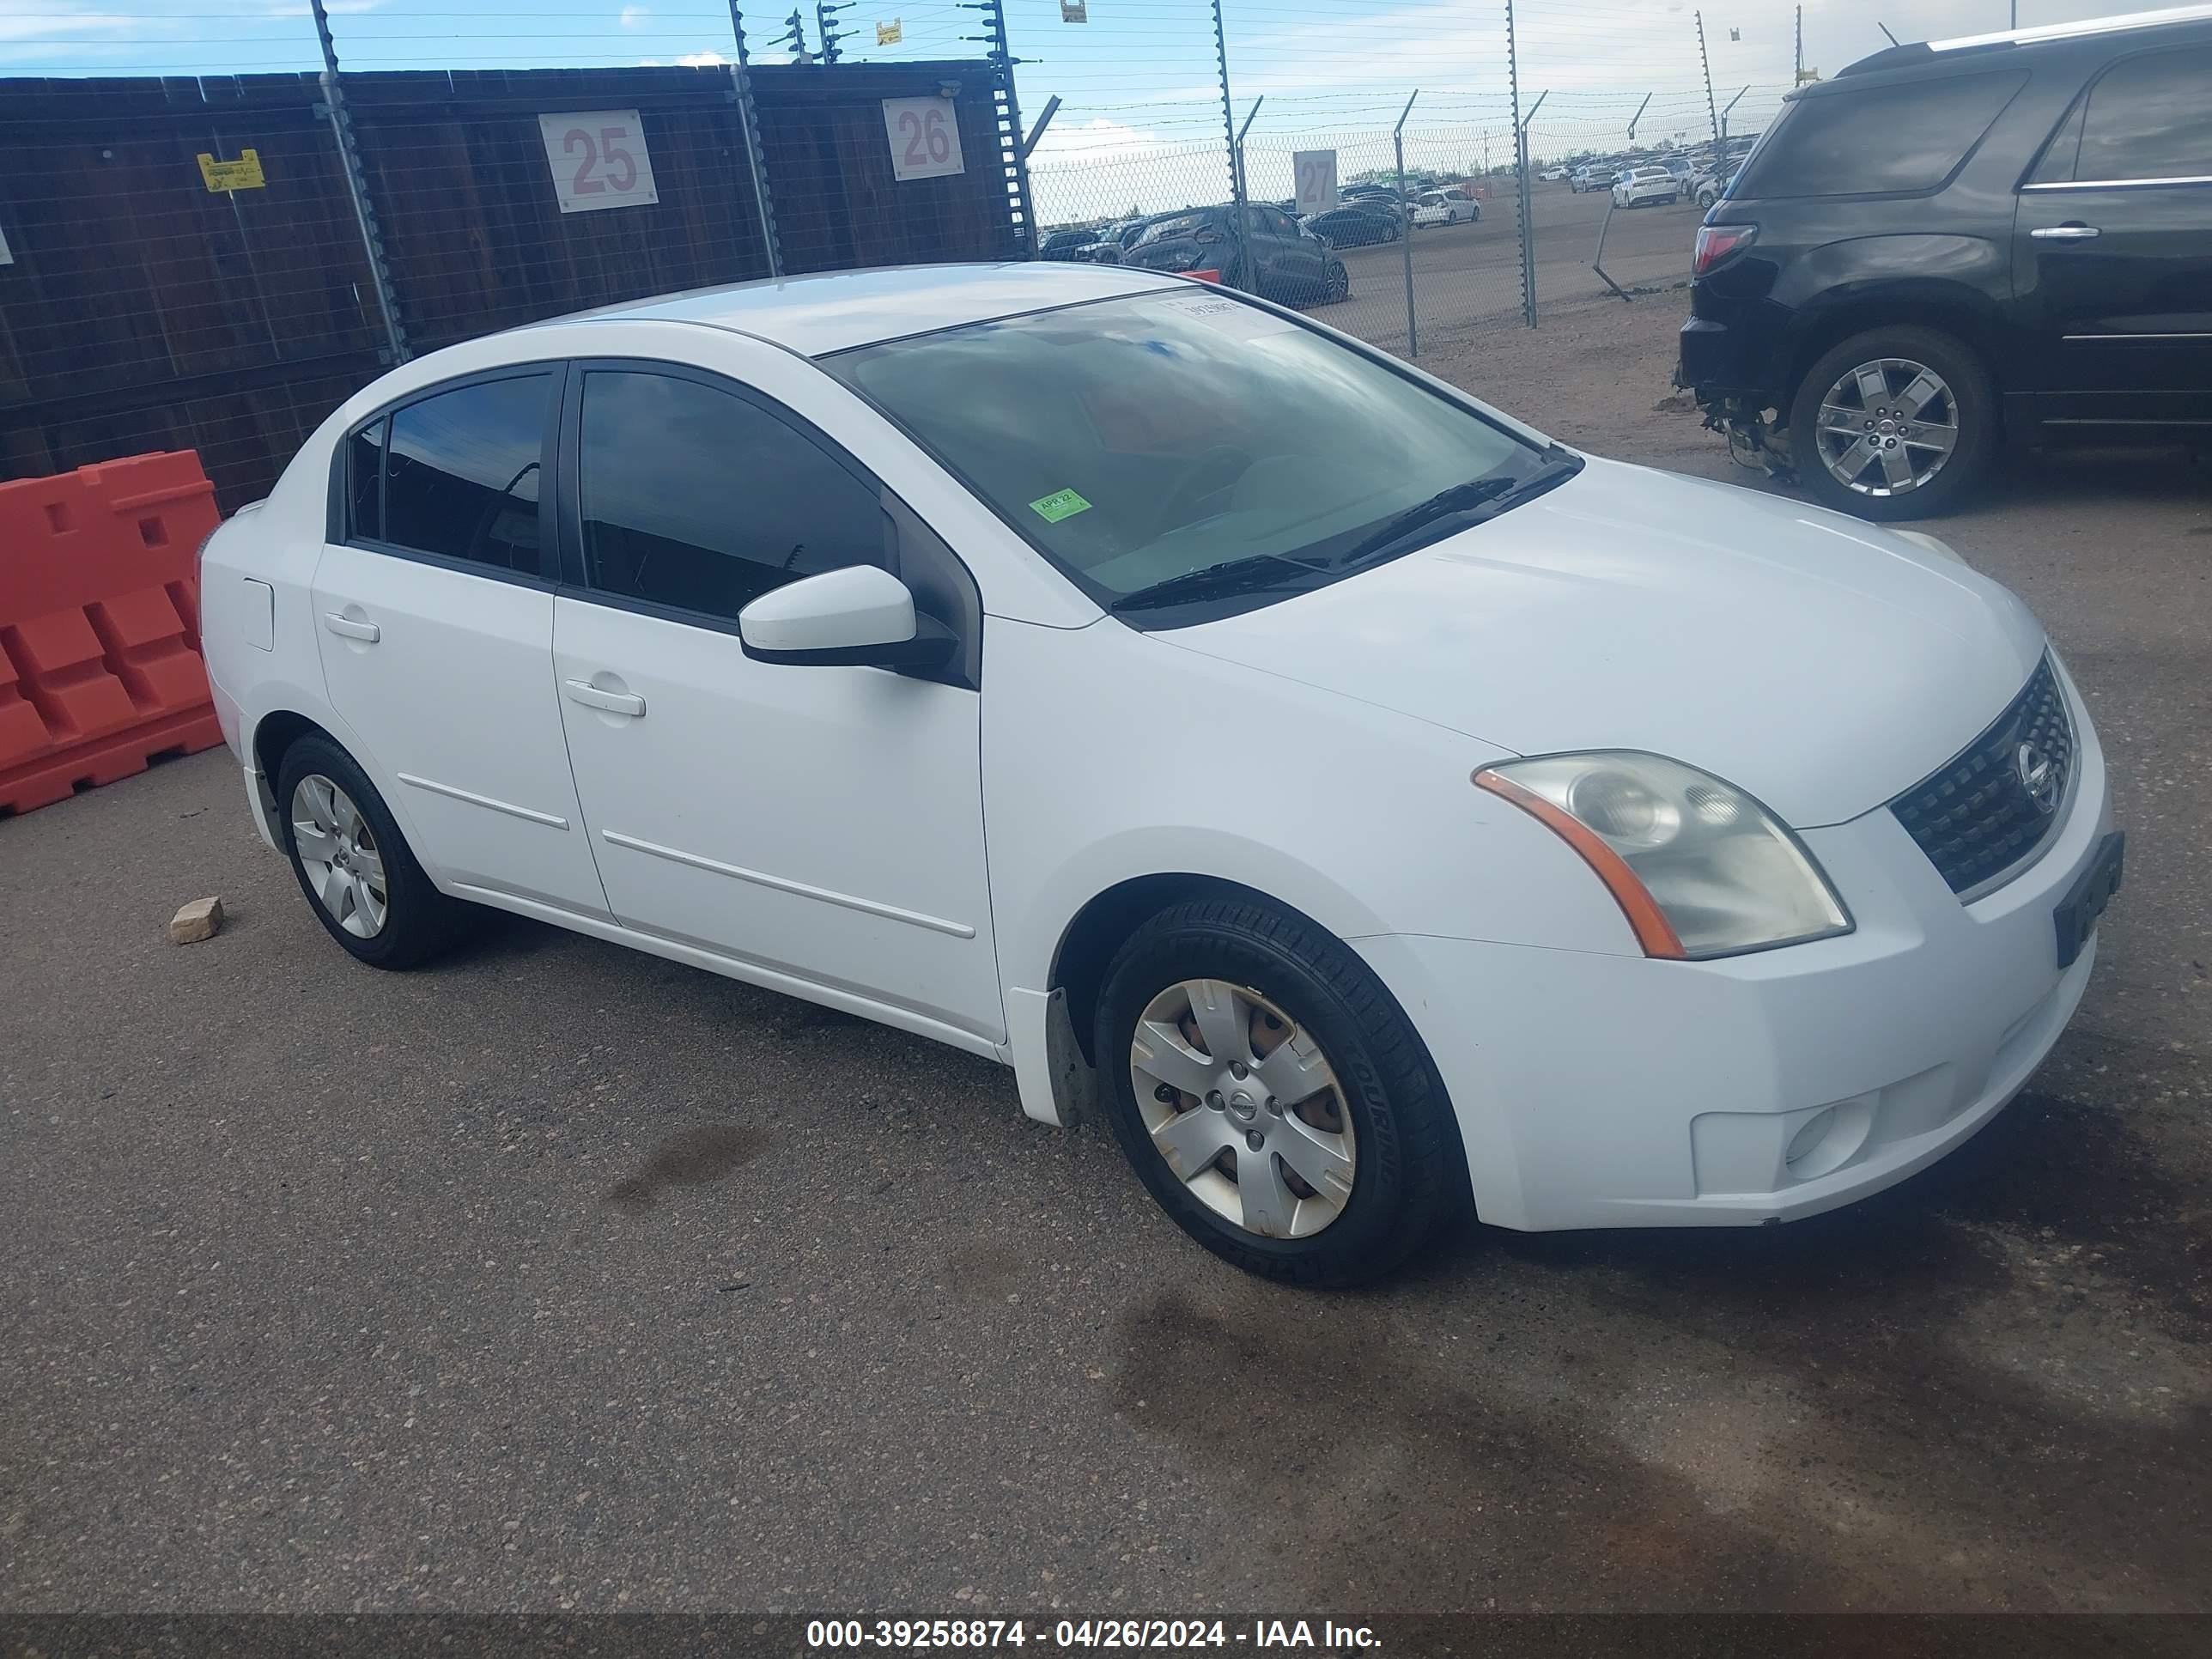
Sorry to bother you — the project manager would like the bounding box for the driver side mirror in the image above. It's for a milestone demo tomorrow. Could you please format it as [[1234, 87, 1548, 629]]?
[[738, 565, 956, 671]]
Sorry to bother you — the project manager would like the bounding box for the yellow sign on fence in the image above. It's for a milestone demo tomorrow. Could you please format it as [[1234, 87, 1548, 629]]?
[[198, 149, 266, 192], [876, 18, 902, 45]]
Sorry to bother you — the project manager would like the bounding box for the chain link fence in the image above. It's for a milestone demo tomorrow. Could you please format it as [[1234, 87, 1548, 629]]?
[[3, 0, 1829, 499]]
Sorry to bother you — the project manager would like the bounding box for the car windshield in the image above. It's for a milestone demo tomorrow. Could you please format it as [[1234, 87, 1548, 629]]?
[[824, 289, 1540, 620]]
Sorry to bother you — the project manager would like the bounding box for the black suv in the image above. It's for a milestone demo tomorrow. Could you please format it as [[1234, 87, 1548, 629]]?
[[1679, 9, 2212, 519]]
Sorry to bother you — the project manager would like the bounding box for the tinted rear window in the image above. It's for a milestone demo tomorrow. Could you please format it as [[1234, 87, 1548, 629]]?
[[2033, 46, 2212, 183], [1733, 70, 2026, 199]]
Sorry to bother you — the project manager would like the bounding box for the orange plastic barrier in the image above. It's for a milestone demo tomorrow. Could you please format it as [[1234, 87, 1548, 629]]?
[[0, 453, 224, 817], [1185, 269, 1224, 284]]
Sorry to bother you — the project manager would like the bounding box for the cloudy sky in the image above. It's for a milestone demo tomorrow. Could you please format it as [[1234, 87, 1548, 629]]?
[[0, 0, 2150, 216]]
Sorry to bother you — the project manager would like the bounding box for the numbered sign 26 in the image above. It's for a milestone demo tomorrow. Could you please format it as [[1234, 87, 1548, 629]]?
[[882, 96, 965, 182], [538, 111, 659, 213]]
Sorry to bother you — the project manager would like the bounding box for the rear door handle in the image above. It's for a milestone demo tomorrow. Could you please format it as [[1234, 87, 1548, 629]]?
[[2031, 223, 2100, 240], [324, 612, 380, 642], [563, 678, 646, 718]]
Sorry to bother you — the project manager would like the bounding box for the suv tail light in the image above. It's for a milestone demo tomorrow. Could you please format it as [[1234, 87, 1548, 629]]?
[[1692, 223, 1756, 276]]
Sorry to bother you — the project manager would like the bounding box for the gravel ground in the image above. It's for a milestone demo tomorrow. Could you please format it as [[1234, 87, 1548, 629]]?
[[3, 283, 2209, 1619]]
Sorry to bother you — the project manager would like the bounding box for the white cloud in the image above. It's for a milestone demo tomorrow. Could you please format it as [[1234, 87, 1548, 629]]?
[[620, 5, 648, 28], [678, 47, 726, 66]]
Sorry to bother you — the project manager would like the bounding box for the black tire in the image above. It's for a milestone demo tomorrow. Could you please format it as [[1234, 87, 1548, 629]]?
[[274, 732, 477, 969], [1324, 259, 1349, 304], [1093, 896, 1463, 1287], [1788, 325, 1998, 522]]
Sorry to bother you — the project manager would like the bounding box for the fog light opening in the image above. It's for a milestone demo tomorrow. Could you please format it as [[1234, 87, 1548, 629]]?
[[1783, 1098, 1875, 1182], [1785, 1108, 1836, 1170]]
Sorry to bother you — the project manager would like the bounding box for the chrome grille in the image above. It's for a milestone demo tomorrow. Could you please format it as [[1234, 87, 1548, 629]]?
[[1890, 658, 2074, 896]]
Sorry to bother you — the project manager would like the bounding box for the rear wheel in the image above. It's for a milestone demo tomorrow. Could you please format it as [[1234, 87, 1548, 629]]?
[[1789, 325, 1996, 520], [1094, 896, 1462, 1286], [275, 734, 477, 969]]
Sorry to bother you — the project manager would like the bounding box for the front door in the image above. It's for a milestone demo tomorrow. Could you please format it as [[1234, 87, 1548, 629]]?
[[548, 362, 1004, 1046], [313, 368, 611, 916], [2014, 42, 2212, 429]]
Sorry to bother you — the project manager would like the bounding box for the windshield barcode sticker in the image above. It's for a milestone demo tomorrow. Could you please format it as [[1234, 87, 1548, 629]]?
[[1159, 291, 1302, 341]]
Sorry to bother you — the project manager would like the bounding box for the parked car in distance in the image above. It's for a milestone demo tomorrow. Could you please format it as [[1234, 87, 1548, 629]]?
[[1540, 166, 1570, 181], [1301, 202, 1404, 247], [1568, 165, 1603, 192], [1121, 204, 1350, 305], [1690, 158, 1738, 208], [1680, 5, 2212, 519], [1612, 166, 1680, 208], [1039, 226, 1117, 264], [199, 261, 2122, 1286], [1411, 189, 1480, 227]]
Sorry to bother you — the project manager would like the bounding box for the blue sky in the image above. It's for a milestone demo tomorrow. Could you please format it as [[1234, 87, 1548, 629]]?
[[0, 1, 2142, 217]]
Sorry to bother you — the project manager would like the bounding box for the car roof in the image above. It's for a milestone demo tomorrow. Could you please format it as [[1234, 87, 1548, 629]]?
[[1837, 3, 2212, 77], [549, 262, 1185, 358]]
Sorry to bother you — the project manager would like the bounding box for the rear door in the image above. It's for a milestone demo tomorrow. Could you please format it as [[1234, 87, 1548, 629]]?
[[2014, 43, 2212, 429], [313, 369, 611, 915]]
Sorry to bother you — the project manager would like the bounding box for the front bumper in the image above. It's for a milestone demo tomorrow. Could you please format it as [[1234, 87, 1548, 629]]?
[[1357, 674, 2115, 1232]]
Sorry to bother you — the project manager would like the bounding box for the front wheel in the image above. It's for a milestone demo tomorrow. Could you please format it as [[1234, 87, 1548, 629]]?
[[1322, 259, 1349, 304], [1788, 325, 1997, 520], [1094, 897, 1463, 1286]]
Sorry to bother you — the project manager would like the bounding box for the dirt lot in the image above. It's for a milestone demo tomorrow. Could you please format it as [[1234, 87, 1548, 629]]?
[[3, 283, 2209, 1618]]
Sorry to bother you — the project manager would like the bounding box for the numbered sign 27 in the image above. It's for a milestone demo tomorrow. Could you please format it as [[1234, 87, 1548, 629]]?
[[882, 96, 965, 182], [1292, 150, 1340, 216], [538, 111, 659, 213]]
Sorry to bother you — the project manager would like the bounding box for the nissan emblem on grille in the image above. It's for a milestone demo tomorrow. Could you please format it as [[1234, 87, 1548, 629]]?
[[1888, 657, 2075, 896], [2015, 740, 2060, 816]]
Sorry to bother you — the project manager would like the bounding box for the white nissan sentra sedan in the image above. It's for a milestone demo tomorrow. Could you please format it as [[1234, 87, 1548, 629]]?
[[199, 263, 2123, 1285]]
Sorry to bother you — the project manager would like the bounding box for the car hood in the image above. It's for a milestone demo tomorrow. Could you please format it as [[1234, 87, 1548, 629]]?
[[1162, 459, 2046, 828]]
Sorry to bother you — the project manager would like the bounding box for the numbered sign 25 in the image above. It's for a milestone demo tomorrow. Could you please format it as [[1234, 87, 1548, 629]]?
[[882, 96, 965, 182], [538, 110, 659, 213]]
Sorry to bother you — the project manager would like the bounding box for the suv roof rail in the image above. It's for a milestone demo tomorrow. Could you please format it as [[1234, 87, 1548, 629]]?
[[1931, 2, 2212, 51], [1838, 3, 2212, 75]]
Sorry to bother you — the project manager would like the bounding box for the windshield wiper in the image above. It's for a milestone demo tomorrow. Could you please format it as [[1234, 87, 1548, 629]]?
[[1336, 453, 1583, 571], [1110, 552, 1328, 613]]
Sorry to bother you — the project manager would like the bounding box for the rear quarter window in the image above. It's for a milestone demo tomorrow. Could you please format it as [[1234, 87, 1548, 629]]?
[[1733, 70, 2027, 199]]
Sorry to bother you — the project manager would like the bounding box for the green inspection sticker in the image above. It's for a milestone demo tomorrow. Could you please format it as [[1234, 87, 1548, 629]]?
[[1030, 487, 1092, 523]]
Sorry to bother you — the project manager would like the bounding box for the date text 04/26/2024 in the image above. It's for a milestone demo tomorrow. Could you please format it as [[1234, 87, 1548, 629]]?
[[805, 1620, 1382, 1650]]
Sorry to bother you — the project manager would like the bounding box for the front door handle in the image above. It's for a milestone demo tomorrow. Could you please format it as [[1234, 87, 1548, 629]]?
[[2031, 223, 2101, 240], [564, 678, 646, 718], [324, 612, 380, 642]]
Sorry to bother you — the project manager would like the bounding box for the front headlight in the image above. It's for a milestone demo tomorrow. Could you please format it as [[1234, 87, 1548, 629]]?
[[1474, 752, 1851, 959]]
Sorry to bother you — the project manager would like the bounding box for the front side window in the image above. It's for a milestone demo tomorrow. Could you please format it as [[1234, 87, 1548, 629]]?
[[380, 374, 551, 574], [576, 369, 888, 623], [1733, 70, 2026, 198], [825, 289, 1540, 619], [2057, 46, 2212, 182]]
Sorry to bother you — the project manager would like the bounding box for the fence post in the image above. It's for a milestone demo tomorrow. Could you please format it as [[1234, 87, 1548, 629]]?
[[1210, 0, 1250, 291], [1394, 89, 1419, 357], [973, 0, 1036, 257], [308, 0, 408, 362], [1505, 0, 1534, 327], [1696, 9, 1721, 149], [727, 7, 785, 277]]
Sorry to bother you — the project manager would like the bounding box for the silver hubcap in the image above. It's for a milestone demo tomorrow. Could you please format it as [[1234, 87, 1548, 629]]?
[[1128, 979, 1356, 1240], [1814, 356, 1960, 497], [290, 775, 388, 939]]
